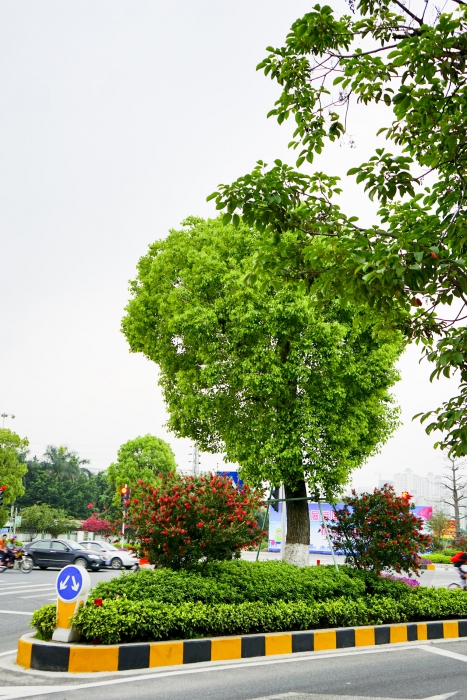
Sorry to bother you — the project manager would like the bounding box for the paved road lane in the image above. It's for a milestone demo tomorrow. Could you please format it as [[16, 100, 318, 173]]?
[[0, 568, 121, 653]]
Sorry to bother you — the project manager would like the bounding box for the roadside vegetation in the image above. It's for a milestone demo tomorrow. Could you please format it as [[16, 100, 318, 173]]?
[[31, 561, 467, 644]]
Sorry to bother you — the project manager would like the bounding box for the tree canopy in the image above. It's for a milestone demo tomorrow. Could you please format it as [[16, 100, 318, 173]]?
[[0, 428, 28, 515], [20, 504, 77, 539], [209, 1, 467, 456], [42, 445, 91, 482], [122, 216, 402, 564], [16, 450, 110, 519], [107, 435, 176, 501]]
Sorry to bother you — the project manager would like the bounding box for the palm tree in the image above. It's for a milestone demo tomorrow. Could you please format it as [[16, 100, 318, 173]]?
[[42, 445, 91, 482]]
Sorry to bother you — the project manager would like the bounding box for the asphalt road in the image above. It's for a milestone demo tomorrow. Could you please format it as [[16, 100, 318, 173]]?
[[0, 639, 467, 699], [0, 567, 120, 654], [0, 561, 463, 700]]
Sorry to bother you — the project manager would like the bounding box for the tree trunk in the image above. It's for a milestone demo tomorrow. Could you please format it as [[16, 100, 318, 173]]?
[[284, 479, 310, 567]]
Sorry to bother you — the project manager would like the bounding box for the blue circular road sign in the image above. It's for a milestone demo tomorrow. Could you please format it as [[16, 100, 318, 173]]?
[[56, 564, 86, 602]]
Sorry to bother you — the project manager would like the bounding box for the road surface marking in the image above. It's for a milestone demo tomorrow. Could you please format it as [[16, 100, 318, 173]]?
[[250, 694, 457, 700], [0, 610, 32, 615], [419, 645, 467, 663], [20, 593, 58, 599], [0, 587, 53, 596], [0, 583, 52, 588]]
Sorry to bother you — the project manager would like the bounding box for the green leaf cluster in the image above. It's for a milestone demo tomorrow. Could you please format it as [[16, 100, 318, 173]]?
[[107, 435, 176, 505], [209, 1, 467, 455], [122, 217, 402, 499], [20, 504, 78, 538], [0, 428, 28, 504], [16, 457, 110, 519], [91, 561, 381, 604]]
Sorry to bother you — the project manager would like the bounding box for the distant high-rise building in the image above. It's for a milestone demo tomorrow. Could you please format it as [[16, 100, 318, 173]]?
[[388, 468, 445, 504]]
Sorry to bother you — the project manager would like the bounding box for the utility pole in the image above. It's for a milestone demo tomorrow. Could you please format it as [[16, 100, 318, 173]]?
[[1, 413, 15, 428], [189, 445, 200, 476]]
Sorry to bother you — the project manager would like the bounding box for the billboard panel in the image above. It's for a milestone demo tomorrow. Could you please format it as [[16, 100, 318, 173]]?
[[268, 503, 433, 554]]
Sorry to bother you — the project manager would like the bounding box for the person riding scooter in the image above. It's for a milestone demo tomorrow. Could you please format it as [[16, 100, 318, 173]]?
[[0, 535, 14, 568], [451, 551, 467, 588]]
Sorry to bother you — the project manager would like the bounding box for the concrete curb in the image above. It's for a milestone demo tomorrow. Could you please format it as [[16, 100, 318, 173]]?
[[16, 619, 467, 673]]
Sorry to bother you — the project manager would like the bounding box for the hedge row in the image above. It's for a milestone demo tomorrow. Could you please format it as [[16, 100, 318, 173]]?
[[90, 561, 412, 605], [31, 588, 467, 645]]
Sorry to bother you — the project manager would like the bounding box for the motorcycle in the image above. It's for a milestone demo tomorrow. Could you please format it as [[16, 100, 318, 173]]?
[[0, 547, 33, 574]]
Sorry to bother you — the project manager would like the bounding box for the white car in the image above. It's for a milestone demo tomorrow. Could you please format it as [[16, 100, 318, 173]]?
[[78, 541, 139, 570]]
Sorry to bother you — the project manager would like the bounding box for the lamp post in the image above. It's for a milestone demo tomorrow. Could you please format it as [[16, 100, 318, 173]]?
[[1, 414, 15, 428]]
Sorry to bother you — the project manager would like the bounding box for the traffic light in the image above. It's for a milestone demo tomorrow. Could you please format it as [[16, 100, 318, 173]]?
[[270, 486, 280, 513], [119, 485, 130, 508], [0, 486, 6, 506]]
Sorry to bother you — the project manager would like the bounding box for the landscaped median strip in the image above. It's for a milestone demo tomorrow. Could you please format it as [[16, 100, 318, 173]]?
[[16, 619, 467, 673]]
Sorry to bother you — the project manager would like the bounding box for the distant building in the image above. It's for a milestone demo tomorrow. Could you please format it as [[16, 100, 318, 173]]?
[[379, 468, 445, 505]]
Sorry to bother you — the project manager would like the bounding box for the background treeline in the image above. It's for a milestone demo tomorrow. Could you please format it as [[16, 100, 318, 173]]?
[[16, 446, 113, 519], [12, 435, 177, 522]]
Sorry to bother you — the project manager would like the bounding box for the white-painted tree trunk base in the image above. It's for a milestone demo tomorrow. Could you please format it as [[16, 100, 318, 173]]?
[[283, 542, 309, 567]]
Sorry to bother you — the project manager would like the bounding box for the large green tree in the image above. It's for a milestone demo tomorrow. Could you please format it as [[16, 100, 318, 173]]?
[[42, 445, 91, 482], [210, 1, 467, 456], [107, 435, 176, 504], [20, 504, 77, 540], [122, 217, 402, 565], [0, 428, 28, 526]]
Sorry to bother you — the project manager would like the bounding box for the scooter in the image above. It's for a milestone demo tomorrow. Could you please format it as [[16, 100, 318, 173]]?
[[0, 547, 33, 574]]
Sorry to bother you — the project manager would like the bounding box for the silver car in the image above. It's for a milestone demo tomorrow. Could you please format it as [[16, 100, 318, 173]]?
[[78, 541, 139, 570]]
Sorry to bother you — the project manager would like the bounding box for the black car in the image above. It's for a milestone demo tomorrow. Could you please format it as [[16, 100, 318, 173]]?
[[24, 539, 105, 570]]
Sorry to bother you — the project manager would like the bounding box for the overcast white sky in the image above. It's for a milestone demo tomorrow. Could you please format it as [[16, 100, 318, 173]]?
[[0, 1, 458, 490]]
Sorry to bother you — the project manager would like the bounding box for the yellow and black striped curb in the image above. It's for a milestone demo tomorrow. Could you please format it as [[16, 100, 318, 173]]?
[[16, 619, 467, 673]]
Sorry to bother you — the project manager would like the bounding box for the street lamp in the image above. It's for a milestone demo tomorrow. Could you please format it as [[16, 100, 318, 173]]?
[[1, 413, 15, 428]]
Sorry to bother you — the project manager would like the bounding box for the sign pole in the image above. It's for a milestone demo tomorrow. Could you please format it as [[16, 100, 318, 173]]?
[[318, 500, 339, 572], [52, 564, 91, 643], [121, 509, 126, 548], [280, 484, 286, 561]]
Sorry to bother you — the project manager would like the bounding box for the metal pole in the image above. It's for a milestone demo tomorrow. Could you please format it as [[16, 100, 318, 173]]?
[[256, 488, 273, 561], [280, 485, 286, 561], [121, 510, 125, 547], [318, 500, 339, 572]]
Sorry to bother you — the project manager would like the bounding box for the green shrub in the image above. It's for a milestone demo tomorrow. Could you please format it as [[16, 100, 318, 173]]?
[[91, 561, 410, 605], [31, 604, 56, 640], [64, 588, 467, 644], [441, 548, 458, 557]]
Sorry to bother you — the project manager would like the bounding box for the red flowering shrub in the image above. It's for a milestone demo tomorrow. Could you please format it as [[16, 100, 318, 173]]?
[[330, 485, 431, 575], [127, 472, 265, 569], [81, 513, 112, 535]]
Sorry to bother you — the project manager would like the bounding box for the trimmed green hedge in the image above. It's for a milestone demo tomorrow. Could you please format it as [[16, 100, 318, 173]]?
[[90, 561, 411, 604], [32, 588, 467, 645], [73, 588, 467, 643], [28, 563, 426, 644]]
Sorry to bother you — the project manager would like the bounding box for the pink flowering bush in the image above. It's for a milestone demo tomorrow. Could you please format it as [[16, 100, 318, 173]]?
[[81, 512, 112, 535]]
